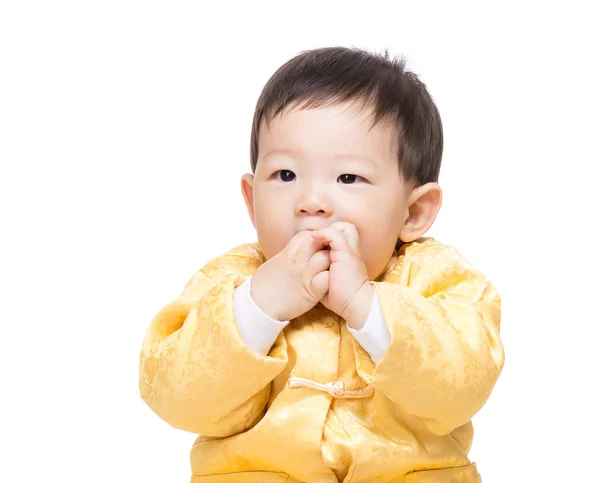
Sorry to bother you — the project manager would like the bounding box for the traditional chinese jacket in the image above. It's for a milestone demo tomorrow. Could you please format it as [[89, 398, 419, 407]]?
[[139, 237, 504, 482]]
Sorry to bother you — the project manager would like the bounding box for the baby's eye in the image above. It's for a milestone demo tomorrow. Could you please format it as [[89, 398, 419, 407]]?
[[273, 170, 296, 182], [338, 174, 365, 184], [272, 171, 365, 184]]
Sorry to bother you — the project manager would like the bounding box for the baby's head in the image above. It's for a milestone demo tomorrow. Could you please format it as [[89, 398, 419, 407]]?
[[241, 47, 443, 280]]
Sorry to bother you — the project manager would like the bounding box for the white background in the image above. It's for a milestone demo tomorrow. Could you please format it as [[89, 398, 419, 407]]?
[[1, 1, 598, 482]]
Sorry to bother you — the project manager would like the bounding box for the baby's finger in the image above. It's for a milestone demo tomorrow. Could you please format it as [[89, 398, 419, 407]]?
[[328, 222, 360, 255], [288, 231, 325, 264], [305, 249, 331, 278], [311, 271, 330, 300], [311, 227, 351, 255]]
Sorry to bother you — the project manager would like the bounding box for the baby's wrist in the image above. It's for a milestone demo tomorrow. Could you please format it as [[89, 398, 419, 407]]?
[[250, 277, 283, 321], [343, 282, 374, 330]]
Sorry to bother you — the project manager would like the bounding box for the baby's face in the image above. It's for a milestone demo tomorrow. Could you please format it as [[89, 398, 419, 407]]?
[[242, 101, 412, 281]]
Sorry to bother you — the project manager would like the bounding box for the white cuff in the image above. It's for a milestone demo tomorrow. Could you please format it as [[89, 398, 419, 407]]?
[[233, 276, 290, 356], [346, 288, 391, 364]]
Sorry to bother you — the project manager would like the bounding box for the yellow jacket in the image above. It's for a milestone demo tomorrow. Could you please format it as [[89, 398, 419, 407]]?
[[139, 237, 504, 482]]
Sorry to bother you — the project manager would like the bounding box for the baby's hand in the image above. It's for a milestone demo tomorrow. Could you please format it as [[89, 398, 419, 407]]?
[[251, 231, 331, 321], [310, 222, 372, 327]]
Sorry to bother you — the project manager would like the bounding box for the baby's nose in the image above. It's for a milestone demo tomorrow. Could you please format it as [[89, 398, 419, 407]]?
[[297, 193, 333, 216], [300, 207, 327, 215]]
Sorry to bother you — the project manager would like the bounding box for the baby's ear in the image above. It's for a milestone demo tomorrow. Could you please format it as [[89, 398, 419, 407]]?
[[241, 173, 256, 228], [399, 182, 442, 242]]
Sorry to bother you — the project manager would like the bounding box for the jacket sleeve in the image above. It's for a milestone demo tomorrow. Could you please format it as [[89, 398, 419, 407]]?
[[139, 248, 288, 437], [351, 242, 504, 436]]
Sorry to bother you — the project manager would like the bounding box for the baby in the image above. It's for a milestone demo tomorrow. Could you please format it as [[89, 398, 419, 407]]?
[[139, 46, 504, 483]]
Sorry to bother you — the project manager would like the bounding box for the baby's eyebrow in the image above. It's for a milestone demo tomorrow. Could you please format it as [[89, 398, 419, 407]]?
[[334, 154, 378, 167], [262, 148, 303, 161]]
